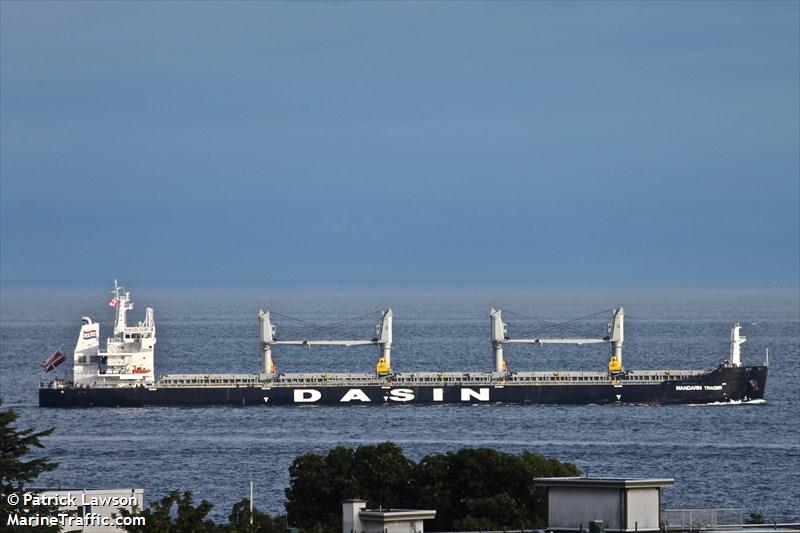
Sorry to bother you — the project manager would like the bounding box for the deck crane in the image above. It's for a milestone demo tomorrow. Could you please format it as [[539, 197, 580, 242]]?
[[490, 307, 624, 375], [258, 309, 393, 378]]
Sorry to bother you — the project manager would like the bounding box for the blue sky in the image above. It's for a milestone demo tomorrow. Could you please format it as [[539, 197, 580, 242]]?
[[1, 1, 798, 284]]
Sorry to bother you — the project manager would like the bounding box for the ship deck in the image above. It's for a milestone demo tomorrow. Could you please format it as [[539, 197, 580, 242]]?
[[151, 369, 711, 389]]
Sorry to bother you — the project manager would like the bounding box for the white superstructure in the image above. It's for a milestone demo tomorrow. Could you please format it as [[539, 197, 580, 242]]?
[[73, 280, 156, 387]]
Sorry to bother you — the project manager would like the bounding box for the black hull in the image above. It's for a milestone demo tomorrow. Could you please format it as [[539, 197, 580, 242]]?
[[39, 366, 767, 407]]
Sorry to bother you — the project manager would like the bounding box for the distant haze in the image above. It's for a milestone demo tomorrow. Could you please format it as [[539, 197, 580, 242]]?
[[1, 1, 798, 284]]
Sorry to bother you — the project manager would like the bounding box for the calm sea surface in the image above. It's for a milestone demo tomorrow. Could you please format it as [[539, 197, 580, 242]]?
[[1, 284, 798, 521]]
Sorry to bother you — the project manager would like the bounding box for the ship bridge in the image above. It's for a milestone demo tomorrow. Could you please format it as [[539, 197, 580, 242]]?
[[73, 280, 156, 387]]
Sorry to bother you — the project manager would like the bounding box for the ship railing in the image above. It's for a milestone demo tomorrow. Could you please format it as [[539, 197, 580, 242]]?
[[663, 508, 744, 530], [98, 349, 152, 358], [631, 370, 708, 377], [99, 359, 139, 367], [393, 373, 494, 383], [159, 374, 263, 387], [153, 369, 712, 388], [40, 378, 71, 389], [119, 325, 153, 332], [98, 369, 134, 375], [503, 370, 708, 384]]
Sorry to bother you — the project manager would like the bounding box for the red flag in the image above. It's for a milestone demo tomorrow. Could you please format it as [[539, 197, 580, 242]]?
[[42, 350, 66, 373], [108, 298, 119, 307]]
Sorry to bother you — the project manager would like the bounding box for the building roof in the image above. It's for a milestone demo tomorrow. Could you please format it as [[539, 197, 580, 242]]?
[[534, 477, 674, 489], [360, 509, 437, 522]]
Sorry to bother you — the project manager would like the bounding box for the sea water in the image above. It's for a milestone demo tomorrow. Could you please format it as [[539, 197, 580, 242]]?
[[1, 283, 798, 520]]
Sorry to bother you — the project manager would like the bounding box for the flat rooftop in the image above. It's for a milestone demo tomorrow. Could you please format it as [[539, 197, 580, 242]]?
[[534, 477, 674, 489], [359, 509, 437, 522]]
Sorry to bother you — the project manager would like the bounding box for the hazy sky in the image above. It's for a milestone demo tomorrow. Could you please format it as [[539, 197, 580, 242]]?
[[1, 1, 798, 284]]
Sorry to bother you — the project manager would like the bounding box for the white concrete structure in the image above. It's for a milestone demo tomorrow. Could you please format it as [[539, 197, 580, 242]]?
[[343, 499, 436, 533], [37, 488, 144, 532], [534, 477, 673, 532]]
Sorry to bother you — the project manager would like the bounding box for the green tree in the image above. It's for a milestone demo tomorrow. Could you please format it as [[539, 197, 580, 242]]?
[[0, 399, 59, 532], [284, 451, 333, 531], [285, 442, 415, 531], [284, 442, 579, 532], [224, 498, 288, 533], [414, 448, 579, 531], [117, 490, 216, 533], [352, 442, 416, 509], [118, 491, 291, 533]]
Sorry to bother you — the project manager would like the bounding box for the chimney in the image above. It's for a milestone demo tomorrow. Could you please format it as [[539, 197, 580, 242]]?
[[342, 499, 367, 533]]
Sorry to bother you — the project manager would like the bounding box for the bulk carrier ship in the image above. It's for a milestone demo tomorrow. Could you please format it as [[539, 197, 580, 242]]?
[[39, 282, 768, 407]]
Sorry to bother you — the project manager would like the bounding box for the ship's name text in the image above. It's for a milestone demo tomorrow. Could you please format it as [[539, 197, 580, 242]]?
[[288, 387, 491, 403], [675, 385, 723, 391]]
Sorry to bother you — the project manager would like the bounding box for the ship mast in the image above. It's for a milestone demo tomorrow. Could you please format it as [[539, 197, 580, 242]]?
[[491, 307, 625, 374], [259, 309, 393, 378], [729, 321, 746, 367], [111, 279, 134, 335]]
